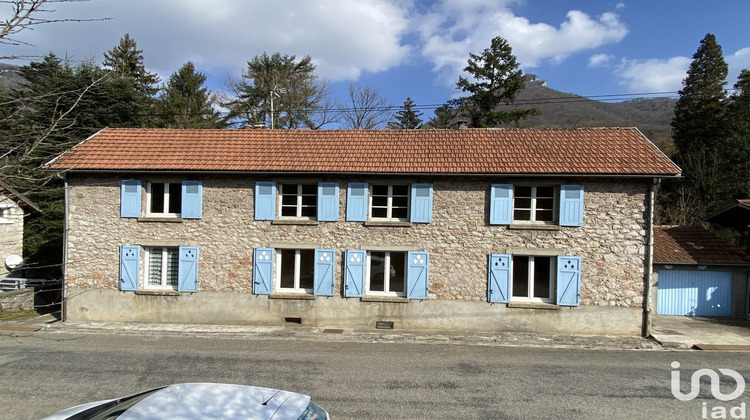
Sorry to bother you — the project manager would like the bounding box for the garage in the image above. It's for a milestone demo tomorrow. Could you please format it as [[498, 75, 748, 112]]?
[[653, 226, 750, 318], [656, 269, 732, 316]]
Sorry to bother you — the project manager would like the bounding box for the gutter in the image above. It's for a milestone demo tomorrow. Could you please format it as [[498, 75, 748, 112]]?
[[642, 179, 658, 337]]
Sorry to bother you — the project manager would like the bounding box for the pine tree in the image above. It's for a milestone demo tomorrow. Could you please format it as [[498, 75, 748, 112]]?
[[157, 62, 222, 128], [456, 36, 539, 127], [720, 69, 750, 197], [223, 52, 321, 129], [429, 100, 462, 129], [672, 33, 728, 155], [388, 97, 423, 129], [102, 33, 160, 95]]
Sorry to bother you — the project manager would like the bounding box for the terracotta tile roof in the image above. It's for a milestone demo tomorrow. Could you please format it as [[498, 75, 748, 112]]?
[[653, 226, 750, 265], [45, 127, 681, 176]]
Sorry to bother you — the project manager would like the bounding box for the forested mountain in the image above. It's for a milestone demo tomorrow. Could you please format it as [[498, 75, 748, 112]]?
[[508, 75, 676, 147]]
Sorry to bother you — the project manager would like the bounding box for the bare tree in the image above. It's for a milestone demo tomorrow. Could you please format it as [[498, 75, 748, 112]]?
[[1, 0, 109, 60], [339, 84, 393, 129]]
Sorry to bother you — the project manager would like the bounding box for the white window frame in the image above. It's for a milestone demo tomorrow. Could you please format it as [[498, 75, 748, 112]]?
[[511, 255, 556, 303], [365, 251, 407, 297], [512, 185, 558, 224], [369, 184, 410, 222], [275, 248, 315, 293], [0, 204, 12, 223], [278, 183, 317, 220], [146, 181, 181, 218], [143, 246, 179, 290]]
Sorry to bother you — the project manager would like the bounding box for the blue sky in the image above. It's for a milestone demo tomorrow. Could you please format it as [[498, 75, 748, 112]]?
[[5, 0, 750, 122]]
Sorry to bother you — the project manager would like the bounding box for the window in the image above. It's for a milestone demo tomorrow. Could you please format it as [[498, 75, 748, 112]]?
[[255, 181, 339, 222], [489, 184, 583, 227], [367, 251, 407, 296], [119, 245, 198, 292], [487, 254, 581, 306], [512, 255, 553, 302], [145, 247, 179, 289], [0, 206, 10, 221], [513, 186, 556, 223], [120, 180, 202, 219], [277, 249, 315, 292], [252, 248, 335, 296], [148, 182, 182, 217], [370, 184, 409, 221], [279, 184, 317, 219], [344, 249, 429, 299]]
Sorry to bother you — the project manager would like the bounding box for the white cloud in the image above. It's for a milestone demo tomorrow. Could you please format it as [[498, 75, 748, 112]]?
[[588, 53, 615, 68], [727, 47, 750, 86], [416, 2, 628, 86], [615, 57, 691, 93], [8, 0, 411, 82]]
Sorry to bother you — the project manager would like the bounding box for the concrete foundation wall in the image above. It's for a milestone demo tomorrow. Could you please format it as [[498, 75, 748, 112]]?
[[63, 174, 651, 335], [66, 288, 642, 335]]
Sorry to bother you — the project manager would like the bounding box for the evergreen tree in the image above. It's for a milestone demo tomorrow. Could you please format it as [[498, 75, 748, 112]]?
[[388, 97, 423, 129], [456, 36, 539, 127], [672, 33, 728, 154], [157, 62, 222, 128], [720, 69, 750, 198], [429, 100, 462, 129], [223, 52, 322, 129], [102, 33, 160, 95]]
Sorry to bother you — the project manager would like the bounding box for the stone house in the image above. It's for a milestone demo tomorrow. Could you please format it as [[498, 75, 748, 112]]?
[[0, 179, 40, 278], [45, 127, 680, 335]]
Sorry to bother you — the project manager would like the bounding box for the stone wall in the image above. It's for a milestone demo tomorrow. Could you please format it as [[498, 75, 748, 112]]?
[[62, 174, 651, 334], [0, 201, 24, 278], [0, 288, 34, 312]]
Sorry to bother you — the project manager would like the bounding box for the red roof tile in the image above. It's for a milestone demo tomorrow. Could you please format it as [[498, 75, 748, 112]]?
[[653, 226, 750, 265], [45, 128, 681, 176]]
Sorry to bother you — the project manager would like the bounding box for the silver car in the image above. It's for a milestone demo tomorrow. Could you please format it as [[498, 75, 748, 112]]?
[[43, 383, 329, 419]]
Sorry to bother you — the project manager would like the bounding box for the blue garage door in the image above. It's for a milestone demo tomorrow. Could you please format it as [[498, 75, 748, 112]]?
[[657, 270, 732, 316]]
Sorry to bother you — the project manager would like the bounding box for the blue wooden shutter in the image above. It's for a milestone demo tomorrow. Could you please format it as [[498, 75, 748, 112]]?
[[177, 246, 199, 292], [120, 180, 141, 218], [314, 249, 335, 296], [346, 183, 368, 221], [559, 184, 584, 227], [410, 183, 433, 223], [181, 180, 203, 219], [488, 254, 511, 303], [119, 245, 140, 291], [317, 182, 339, 221], [254, 182, 276, 220], [253, 248, 274, 295], [557, 256, 581, 306], [490, 184, 513, 225], [406, 251, 429, 300], [344, 250, 365, 297]]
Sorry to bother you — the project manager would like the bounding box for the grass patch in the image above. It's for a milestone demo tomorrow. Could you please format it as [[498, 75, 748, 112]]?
[[0, 309, 46, 322]]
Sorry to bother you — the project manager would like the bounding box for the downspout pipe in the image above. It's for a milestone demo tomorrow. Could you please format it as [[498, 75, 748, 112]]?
[[60, 173, 69, 322], [642, 178, 659, 337]]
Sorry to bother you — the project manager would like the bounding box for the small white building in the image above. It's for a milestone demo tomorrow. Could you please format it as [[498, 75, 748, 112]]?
[[0, 180, 40, 278]]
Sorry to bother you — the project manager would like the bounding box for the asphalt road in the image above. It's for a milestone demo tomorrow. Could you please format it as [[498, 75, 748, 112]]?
[[1, 330, 748, 419]]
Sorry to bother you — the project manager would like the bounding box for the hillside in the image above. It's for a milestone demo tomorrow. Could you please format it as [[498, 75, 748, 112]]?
[[0, 63, 25, 93], [508, 75, 676, 146]]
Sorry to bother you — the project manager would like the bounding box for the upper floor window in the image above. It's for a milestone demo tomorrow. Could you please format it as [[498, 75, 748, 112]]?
[[120, 179, 202, 219], [148, 182, 182, 217], [280, 184, 317, 219], [513, 186, 556, 223], [490, 183, 583, 227], [255, 181, 339, 222], [370, 184, 409, 221], [0, 206, 11, 221], [346, 182, 433, 224]]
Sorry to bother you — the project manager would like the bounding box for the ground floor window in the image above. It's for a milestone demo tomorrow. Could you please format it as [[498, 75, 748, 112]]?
[[367, 251, 407, 296], [277, 248, 315, 292], [145, 247, 179, 289], [512, 255, 554, 302]]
